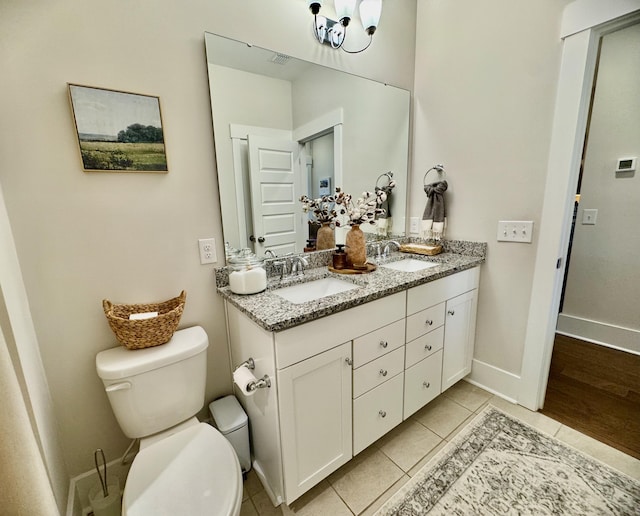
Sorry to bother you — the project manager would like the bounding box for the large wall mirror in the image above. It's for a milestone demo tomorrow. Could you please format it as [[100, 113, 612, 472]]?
[[205, 32, 410, 259]]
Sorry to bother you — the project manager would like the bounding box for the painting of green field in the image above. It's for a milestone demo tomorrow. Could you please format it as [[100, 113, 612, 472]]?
[[79, 141, 167, 172]]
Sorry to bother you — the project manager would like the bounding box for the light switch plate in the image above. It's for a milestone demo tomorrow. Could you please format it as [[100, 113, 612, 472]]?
[[497, 221, 534, 243], [409, 217, 420, 234], [198, 238, 217, 264], [582, 209, 597, 225]]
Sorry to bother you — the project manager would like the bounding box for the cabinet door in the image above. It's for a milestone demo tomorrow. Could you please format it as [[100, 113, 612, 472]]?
[[277, 342, 352, 503], [442, 290, 478, 391]]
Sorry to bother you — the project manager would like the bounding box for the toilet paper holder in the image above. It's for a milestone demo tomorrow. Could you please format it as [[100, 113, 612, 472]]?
[[235, 358, 271, 391]]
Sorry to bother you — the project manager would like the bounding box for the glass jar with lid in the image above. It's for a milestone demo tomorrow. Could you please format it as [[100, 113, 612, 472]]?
[[228, 249, 267, 295]]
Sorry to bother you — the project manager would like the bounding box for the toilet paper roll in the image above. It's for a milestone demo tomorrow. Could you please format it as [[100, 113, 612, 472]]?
[[233, 366, 257, 397]]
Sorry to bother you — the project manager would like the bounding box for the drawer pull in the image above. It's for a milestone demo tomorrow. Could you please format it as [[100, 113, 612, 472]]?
[[423, 381, 431, 388], [448, 310, 455, 316], [424, 344, 432, 351], [425, 319, 433, 326], [379, 410, 387, 418], [379, 369, 388, 377], [380, 340, 388, 348], [345, 357, 353, 366]]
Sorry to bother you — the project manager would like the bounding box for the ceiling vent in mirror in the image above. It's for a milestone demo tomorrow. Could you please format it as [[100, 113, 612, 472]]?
[[308, 0, 381, 54], [270, 53, 291, 65]]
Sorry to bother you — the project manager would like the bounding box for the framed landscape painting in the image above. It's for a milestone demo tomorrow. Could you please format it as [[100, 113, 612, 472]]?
[[68, 84, 168, 172]]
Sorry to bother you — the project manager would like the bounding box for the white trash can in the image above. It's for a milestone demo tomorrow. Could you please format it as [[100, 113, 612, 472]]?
[[209, 395, 251, 473]]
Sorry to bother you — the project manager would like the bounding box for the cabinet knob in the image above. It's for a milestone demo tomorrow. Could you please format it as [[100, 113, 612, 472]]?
[[379, 410, 387, 418], [345, 357, 353, 366], [424, 344, 432, 351], [423, 381, 431, 388], [379, 369, 388, 377], [447, 310, 455, 316], [380, 340, 388, 348], [425, 319, 433, 326]]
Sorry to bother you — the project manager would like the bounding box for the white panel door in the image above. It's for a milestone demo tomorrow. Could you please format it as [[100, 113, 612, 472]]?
[[248, 135, 304, 256], [277, 342, 352, 504], [442, 289, 478, 391]]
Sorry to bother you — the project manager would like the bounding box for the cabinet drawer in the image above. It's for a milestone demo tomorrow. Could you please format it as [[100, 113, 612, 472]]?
[[353, 373, 404, 454], [353, 319, 405, 368], [407, 267, 480, 315], [353, 347, 404, 398], [403, 350, 442, 419], [406, 303, 445, 343], [405, 326, 444, 369]]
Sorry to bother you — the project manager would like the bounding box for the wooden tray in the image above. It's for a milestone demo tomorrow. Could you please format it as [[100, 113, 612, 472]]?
[[399, 244, 442, 256], [328, 262, 377, 274]]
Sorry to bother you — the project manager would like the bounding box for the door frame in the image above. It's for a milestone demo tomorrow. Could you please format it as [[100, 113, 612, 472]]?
[[519, 1, 640, 410]]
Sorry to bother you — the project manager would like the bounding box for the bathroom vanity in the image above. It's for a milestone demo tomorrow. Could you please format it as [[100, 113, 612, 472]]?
[[217, 243, 484, 506]]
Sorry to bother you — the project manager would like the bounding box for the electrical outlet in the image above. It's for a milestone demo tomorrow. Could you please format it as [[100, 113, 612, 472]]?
[[198, 238, 217, 264], [409, 217, 420, 234], [497, 221, 534, 243]]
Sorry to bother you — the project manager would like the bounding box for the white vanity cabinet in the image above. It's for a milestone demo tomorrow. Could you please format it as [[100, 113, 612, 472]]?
[[223, 266, 480, 507]]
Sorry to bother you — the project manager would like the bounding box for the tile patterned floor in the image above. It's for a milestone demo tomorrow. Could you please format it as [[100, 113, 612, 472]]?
[[240, 381, 640, 516]]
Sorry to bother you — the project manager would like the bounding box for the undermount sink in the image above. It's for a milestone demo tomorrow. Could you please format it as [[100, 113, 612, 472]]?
[[273, 277, 359, 305], [381, 258, 439, 273]]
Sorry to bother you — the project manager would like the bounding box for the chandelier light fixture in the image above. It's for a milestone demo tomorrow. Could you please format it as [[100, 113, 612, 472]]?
[[308, 0, 382, 53]]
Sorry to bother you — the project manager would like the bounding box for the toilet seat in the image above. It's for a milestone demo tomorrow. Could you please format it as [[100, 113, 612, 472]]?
[[123, 422, 242, 516]]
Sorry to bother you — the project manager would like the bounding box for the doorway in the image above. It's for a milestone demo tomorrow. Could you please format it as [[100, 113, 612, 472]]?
[[540, 22, 640, 458]]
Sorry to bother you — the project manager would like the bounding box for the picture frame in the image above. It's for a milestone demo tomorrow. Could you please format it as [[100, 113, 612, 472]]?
[[68, 84, 168, 173]]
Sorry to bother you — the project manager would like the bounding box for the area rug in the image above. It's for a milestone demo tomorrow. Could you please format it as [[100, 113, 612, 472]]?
[[375, 406, 640, 515]]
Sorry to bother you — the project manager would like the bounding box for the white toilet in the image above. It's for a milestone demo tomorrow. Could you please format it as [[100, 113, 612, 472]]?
[[96, 326, 242, 516]]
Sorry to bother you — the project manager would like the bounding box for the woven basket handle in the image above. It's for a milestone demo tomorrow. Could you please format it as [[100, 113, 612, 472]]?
[[102, 299, 113, 314]]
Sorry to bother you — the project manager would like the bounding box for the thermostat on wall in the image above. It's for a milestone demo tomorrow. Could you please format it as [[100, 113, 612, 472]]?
[[615, 157, 636, 173]]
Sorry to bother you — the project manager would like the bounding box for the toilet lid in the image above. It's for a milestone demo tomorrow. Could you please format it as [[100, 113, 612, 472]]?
[[123, 423, 242, 516]]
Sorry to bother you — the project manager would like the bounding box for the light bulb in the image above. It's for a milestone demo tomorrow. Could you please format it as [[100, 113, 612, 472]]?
[[334, 0, 356, 26], [359, 0, 382, 35]]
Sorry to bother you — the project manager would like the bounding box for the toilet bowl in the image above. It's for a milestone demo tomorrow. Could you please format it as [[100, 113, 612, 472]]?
[[123, 419, 242, 516], [96, 326, 242, 516]]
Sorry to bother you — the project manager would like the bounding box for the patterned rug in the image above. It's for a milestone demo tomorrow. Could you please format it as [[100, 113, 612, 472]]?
[[375, 406, 640, 515]]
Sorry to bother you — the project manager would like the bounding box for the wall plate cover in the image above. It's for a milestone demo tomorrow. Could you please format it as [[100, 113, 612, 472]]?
[[497, 221, 534, 243], [198, 238, 217, 264], [581, 209, 597, 225]]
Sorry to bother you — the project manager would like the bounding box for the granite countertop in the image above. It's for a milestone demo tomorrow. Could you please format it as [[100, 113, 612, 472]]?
[[216, 241, 486, 333]]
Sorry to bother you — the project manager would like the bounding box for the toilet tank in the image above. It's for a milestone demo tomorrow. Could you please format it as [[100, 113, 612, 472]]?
[[96, 326, 209, 439]]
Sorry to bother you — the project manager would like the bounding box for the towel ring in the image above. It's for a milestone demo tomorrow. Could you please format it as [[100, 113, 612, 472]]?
[[423, 164, 446, 186], [376, 171, 394, 188]]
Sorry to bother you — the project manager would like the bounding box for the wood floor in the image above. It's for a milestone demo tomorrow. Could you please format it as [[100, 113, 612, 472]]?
[[540, 333, 640, 459]]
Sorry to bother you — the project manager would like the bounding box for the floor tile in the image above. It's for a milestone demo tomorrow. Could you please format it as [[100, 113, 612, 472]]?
[[376, 419, 442, 472], [252, 490, 283, 516], [412, 396, 472, 438], [328, 446, 404, 515], [282, 480, 352, 516], [407, 440, 448, 477], [244, 469, 264, 498], [442, 380, 493, 412], [359, 475, 410, 516], [555, 425, 640, 480], [241, 498, 259, 516], [488, 396, 562, 436]]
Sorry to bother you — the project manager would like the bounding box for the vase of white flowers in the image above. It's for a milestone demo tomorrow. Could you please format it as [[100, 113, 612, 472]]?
[[300, 195, 337, 250], [335, 188, 388, 267]]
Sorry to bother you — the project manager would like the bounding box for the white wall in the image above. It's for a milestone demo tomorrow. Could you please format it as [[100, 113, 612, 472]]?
[[559, 22, 640, 352], [0, 0, 417, 483], [411, 0, 571, 382]]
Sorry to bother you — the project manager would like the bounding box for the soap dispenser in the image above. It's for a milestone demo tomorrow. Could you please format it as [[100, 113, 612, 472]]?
[[332, 244, 347, 270]]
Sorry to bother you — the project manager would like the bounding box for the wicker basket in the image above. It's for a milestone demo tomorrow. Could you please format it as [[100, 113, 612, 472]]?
[[102, 291, 186, 350]]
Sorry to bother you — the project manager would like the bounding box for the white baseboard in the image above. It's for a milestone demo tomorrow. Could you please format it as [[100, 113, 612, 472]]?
[[557, 314, 640, 355], [66, 457, 131, 516], [468, 358, 520, 403]]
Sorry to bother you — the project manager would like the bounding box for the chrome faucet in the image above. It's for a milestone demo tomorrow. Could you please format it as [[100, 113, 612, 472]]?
[[264, 249, 276, 258], [290, 256, 309, 276], [273, 260, 288, 279], [375, 243, 383, 260], [383, 240, 401, 257]]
